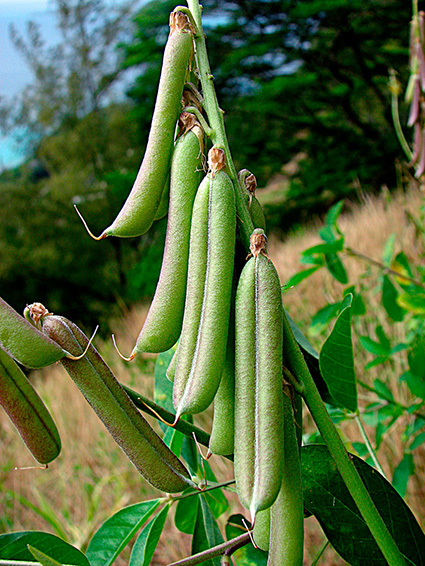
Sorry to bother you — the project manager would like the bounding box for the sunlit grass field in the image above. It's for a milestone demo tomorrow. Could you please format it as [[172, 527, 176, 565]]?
[[1, 183, 425, 565]]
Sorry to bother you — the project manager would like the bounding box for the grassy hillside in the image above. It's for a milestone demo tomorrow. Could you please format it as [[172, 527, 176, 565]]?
[[1, 183, 424, 565]]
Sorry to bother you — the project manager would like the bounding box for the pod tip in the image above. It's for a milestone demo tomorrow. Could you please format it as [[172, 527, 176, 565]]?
[[74, 205, 106, 240], [112, 334, 135, 362]]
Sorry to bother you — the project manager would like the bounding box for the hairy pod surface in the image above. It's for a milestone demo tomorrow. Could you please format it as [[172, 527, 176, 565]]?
[[0, 347, 61, 464], [208, 321, 235, 457], [234, 252, 284, 520], [252, 507, 271, 552], [99, 12, 193, 238], [0, 298, 67, 369], [166, 343, 179, 382], [132, 124, 203, 354], [41, 315, 193, 493], [154, 176, 170, 221], [267, 389, 304, 565], [173, 170, 236, 417]]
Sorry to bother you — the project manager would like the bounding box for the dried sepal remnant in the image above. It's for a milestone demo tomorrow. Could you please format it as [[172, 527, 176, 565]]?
[[24, 302, 51, 328], [247, 228, 267, 260], [170, 10, 194, 35], [208, 147, 226, 176]]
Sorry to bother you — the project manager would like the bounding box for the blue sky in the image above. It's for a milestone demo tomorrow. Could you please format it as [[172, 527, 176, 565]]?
[[0, 0, 56, 168]]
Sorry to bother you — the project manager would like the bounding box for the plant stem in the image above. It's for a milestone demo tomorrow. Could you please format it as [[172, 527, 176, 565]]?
[[389, 69, 413, 161], [353, 414, 387, 478], [345, 246, 425, 289], [170, 479, 236, 502], [186, 0, 255, 250], [122, 384, 211, 447], [281, 311, 406, 566], [167, 533, 251, 566]]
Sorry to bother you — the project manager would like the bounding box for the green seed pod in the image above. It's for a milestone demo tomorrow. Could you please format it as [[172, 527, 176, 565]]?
[[267, 388, 304, 566], [130, 119, 204, 355], [252, 507, 271, 552], [173, 166, 236, 418], [97, 11, 194, 239], [41, 315, 194, 493], [166, 342, 179, 382], [234, 246, 284, 521], [0, 298, 67, 369], [0, 347, 61, 464], [208, 321, 235, 457], [154, 176, 170, 221]]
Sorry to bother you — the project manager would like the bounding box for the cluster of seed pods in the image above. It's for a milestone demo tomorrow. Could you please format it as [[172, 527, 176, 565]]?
[[0, 8, 301, 563]]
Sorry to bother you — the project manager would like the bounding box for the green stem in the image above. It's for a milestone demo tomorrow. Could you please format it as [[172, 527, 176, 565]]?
[[353, 414, 387, 478], [344, 246, 425, 288], [167, 533, 250, 566], [281, 312, 406, 566], [186, 0, 255, 250], [389, 70, 413, 161], [170, 479, 235, 502], [122, 384, 211, 447]]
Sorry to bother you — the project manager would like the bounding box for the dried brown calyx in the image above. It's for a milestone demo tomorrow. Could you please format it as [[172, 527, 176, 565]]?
[[182, 83, 203, 112], [208, 147, 226, 177], [177, 111, 205, 153], [24, 302, 51, 329], [169, 11, 194, 35], [247, 228, 268, 260], [238, 169, 258, 209]]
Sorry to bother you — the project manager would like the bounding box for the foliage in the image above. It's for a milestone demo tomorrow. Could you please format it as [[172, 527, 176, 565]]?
[[0, 2, 424, 565], [123, 0, 413, 227]]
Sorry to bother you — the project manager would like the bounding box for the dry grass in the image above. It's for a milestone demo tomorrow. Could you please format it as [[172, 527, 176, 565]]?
[[1, 184, 425, 564]]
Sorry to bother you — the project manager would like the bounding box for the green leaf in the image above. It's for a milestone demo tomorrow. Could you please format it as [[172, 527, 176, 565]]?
[[392, 251, 414, 287], [302, 238, 344, 256], [28, 546, 62, 566], [325, 200, 344, 229], [325, 252, 348, 284], [299, 253, 324, 266], [382, 233, 396, 267], [0, 532, 89, 566], [392, 453, 415, 498], [225, 515, 267, 566], [129, 504, 169, 566], [192, 495, 224, 566], [319, 294, 357, 411], [409, 431, 425, 451], [359, 336, 390, 357], [283, 266, 320, 290], [373, 379, 394, 401], [203, 461, 229, 519], [174, 492, 199, 534], [301, 445, 425, 566], [284, 308, 319, 360], [154, 347, 176, 420], [382, 275, 405, 321], [398, 289, 425, 314], [310, 302, 341, 333], [86, 499, 160, 566], [162, 426, 184, 456]]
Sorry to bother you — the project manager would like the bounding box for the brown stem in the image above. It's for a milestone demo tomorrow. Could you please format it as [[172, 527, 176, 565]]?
[[344, 246, 425, 289], [167, 533, 251, 566]]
